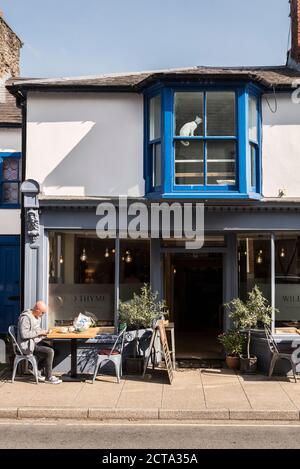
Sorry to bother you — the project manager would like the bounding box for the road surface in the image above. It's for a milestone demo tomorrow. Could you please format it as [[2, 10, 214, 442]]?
[[0, 420, 300, 449]]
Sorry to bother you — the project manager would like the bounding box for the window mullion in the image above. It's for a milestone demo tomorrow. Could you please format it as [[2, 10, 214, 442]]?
[[203, 92, 207, 186]]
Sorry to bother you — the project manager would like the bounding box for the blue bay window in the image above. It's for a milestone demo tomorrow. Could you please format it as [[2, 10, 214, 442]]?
[[0, 152, 22, 208], [144, 84, 262, 199]]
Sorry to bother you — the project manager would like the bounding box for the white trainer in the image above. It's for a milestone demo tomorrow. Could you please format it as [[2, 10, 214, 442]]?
[[46, 376, 62, 384]]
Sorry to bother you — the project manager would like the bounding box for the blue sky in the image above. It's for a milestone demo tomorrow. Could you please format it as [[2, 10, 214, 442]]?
[[2, 0, 291, 78]]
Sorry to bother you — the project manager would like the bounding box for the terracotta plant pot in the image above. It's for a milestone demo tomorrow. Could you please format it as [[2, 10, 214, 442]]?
[[239, 355, 257, 374], [225, 356, 240, 370]]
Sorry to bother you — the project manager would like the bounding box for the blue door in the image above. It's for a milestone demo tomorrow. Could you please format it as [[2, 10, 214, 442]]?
[[0, 236, 20, 333]]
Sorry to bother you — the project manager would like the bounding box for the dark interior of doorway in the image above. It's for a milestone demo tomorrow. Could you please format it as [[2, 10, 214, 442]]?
[[171, 253, 224, 361]]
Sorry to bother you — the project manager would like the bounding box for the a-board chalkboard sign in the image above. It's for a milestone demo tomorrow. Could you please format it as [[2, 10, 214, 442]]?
[[157, 320, 174, 384]]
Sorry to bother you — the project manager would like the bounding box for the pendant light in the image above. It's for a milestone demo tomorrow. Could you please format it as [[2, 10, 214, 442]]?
[[125, 250, 132, 263], [256, 250, 263, 265], [59, 254, 64, 264], [280, 247, 286, 258], [104, 248, 110, 258], [80, 248, 87, 262]]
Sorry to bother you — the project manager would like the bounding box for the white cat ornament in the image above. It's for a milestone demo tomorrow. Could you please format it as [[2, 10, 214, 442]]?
[[179, 116, 202, 146]]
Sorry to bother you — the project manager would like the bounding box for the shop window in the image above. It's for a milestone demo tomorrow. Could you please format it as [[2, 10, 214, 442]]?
[[119, 240, 150, 301], [48, 232, 115, 327], [275, 234, 300, 327], [238, 235, 272, 304]]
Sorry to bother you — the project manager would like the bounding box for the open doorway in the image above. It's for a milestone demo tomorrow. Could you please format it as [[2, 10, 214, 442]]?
[[165, 252, 224, 359]]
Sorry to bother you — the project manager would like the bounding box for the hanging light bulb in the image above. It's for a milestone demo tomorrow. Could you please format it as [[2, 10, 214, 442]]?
[[173, 268, 177, 275], [256, 250, 263, 265], [121, 256, 125, 262], [112, 248, 116, 254], [125, 250, 132, 263], [59, 254, 64, 264], [104, 248, 110, 258], [80, 248, 87, 262], [280, 247, 286, 258]]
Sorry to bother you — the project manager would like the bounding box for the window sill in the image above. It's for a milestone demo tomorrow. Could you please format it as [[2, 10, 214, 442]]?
[[146, 191, 262, 200]]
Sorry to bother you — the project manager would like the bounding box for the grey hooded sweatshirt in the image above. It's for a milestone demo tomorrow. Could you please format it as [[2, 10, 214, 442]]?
[[17, 310, 43, 355]]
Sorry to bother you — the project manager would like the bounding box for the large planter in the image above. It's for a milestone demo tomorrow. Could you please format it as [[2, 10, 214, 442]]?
[[240, 355, 258, 374], [123, 328, 156, 375], [226, 356, 240, 370], [125, 357, 144, 374]]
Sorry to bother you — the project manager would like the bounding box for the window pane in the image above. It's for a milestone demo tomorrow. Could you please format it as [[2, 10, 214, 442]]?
[[2, 182, 19, 204], [48, 232, 115, 327], [149, 95, 161, 140], [175, 140, 204, 185], [249, 95, 258, 142], [174, 92, 203, 137], [207, 141, 236, 185], [275, 235, 300, 328], [250, 144, 256, 188], [238, 236, 271, 304], [3, 158, 19, 180], [152, 143, 161, 187], [207, 92, 235, 136], [119, 240, 150, 302]]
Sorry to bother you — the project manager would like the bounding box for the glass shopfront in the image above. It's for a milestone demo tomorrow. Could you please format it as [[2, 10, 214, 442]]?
[[238, 233, 300, 332], [48, 232, 150, 327]]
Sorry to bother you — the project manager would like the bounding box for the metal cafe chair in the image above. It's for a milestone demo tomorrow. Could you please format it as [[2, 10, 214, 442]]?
[[265, 325, 297, 383], [92, 326, 127, 383], [8, 325, 39, 384]]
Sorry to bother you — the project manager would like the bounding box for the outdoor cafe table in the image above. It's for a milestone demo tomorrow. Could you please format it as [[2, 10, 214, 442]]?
[[46, 326, 115, 379]]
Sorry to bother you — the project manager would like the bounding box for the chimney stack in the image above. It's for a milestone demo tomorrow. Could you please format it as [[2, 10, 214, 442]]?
[[0, 11, 22, 78], [290, 0, 300, 63]]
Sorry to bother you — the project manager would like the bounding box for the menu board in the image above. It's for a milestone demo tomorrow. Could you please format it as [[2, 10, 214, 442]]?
[[157, 320, 174, 384]]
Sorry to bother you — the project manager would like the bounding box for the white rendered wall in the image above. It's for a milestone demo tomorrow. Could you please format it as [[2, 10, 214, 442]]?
[[26, 92, 144, 197], [262, 93, 300, 198], [0, 127, 21, 152]]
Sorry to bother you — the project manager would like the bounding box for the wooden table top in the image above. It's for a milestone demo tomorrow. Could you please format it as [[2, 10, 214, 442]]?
[[275, 327, 300, 335], [46, 326, 115, 340]]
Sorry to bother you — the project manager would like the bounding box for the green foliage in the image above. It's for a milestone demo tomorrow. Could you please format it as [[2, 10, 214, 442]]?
[[226, 285, 273, 330], [218, 330, 246, 357], [119, 284, 169, 330], [225, 285, 275, 359]]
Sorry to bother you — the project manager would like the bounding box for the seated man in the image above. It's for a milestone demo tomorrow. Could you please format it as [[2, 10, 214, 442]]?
[[17, 301, 62, 384]]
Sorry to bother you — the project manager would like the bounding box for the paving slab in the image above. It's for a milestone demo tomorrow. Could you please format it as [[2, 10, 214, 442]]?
[[116, 378, 163, 409], [238, 376, 297, 410], [0, 379, 85, 407], [73, 380, 124, 408]]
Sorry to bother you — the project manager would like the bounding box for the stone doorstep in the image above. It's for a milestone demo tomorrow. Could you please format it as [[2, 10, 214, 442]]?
[[0, 408, 299, 421]]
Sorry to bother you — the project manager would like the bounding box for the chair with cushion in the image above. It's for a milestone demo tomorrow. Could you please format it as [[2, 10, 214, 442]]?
[[92, 326, 127, 383], [265, 325, 297, 383], [8, 325, 39, 384]]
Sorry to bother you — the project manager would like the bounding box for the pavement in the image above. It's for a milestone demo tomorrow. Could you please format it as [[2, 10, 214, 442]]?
[[1, 367, 300, 421]]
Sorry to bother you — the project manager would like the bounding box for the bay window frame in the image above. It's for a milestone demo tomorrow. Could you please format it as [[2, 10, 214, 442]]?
[[145, 83, 263, 199]]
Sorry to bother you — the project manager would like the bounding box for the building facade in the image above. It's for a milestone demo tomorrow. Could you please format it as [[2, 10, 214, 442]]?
[[6, 1, 300, 369], [0, 12, 22, 333]]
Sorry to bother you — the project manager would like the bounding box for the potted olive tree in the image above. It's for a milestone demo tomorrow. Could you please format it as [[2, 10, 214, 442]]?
[[226, 285, 273, 374], [119, 284, 169, 374], [218, 330, 246, 370]]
